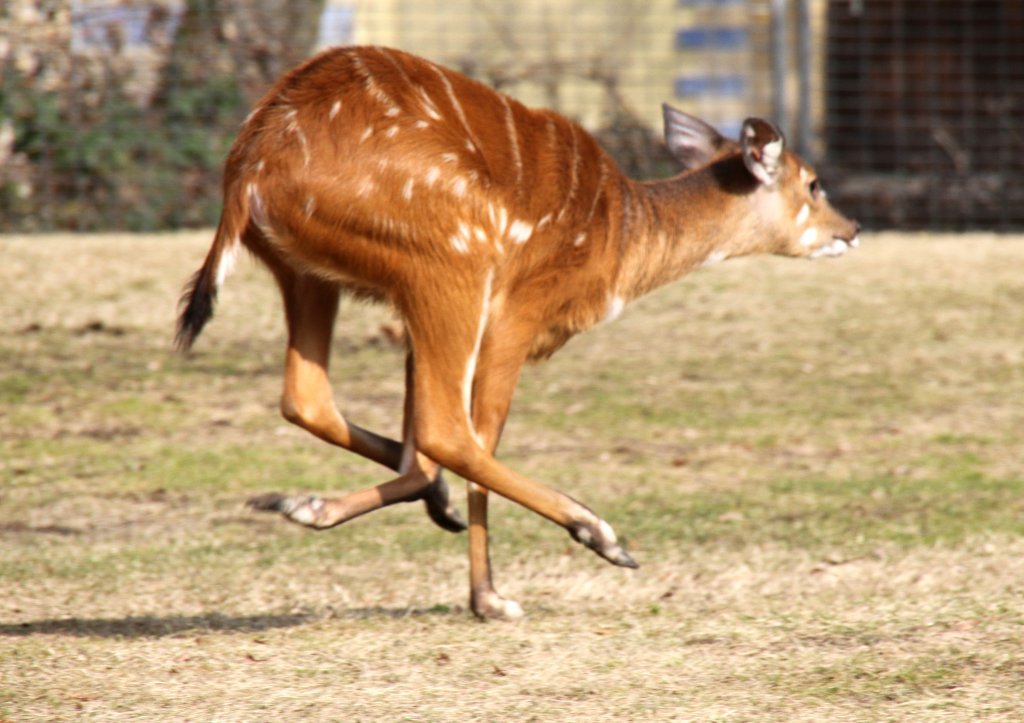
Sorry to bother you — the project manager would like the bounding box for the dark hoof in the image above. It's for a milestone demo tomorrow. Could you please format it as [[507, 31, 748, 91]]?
[[246, 492, 289, 512], [570, 520, 640, 569], [422, 477, 467, 534], [246, 492, 325, 527]]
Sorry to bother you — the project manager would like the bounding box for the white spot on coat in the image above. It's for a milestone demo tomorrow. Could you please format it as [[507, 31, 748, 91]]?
[[508, 219, 533, 244], [573, 232, 587, 246], [425, 166, 441, 187], [304, 195, 316, 219], [360, 127, 373, 143], [402, 178, 414, 201], [450, 236, 469, 254], [441, 152, 459, 165], [385, 125, 399, 138], [451, 177, 468, 197], [329, 100, 341, 120], [357, 177, 376, 198]]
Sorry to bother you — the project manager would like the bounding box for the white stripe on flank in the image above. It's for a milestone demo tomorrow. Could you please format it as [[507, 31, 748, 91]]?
[[557, 124, 581, 222], [500, 94, 523, 187], [463, 270, 494, 425], [416, 86, 443, 121], [430, 62, 482, 154]]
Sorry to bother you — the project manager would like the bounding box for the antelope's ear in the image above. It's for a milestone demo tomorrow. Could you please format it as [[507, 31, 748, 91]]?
[[740, 118, 785, 186], [662, 104, 736, 169]]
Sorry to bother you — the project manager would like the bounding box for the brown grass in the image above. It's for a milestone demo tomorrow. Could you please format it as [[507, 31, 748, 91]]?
[[1, 231, 1023, 721]]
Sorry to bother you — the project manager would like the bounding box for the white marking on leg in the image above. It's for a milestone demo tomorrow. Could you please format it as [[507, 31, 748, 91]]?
[[463, 270, 495, 426], [799, 226, 818, 247], [597, 519, 618, 544], [795, 202, 810, 227], [329, 100, 341, 120]]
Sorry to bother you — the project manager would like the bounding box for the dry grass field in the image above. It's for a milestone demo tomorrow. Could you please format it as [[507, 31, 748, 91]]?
[[1, 231, 1023, 721]]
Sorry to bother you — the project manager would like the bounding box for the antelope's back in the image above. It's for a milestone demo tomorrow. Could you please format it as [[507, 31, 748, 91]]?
[[227, 47, 616, 287]]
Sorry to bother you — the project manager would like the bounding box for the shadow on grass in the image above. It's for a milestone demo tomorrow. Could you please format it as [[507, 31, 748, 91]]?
[[0, 612, 311, 639], [0, 606, 466, 638]]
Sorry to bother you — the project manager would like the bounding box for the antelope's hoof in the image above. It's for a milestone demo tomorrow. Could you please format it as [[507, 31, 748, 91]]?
[[570, 519, 639, 569], [422, 478, 467, 534], [247, 492, 326, 528], [472, 590, 525, 621]]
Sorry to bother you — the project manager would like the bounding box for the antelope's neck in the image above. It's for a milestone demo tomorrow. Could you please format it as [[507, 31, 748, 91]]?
[[611, 164, 759, 303]]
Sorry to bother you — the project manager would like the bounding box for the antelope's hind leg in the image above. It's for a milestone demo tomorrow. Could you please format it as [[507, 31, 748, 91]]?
[[247, 269, 465, 532]]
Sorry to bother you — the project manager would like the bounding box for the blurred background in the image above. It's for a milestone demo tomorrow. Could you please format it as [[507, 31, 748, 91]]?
[[2, 0, 1022, 233]]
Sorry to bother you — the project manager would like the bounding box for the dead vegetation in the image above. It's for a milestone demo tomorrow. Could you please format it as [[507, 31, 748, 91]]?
[[1, 231, 1023, 721]]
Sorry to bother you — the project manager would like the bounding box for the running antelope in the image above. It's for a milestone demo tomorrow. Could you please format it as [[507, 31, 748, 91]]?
[[176, 46, 860, 620]]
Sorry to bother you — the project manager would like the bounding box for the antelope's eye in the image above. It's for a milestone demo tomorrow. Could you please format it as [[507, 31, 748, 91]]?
[[809, 178, 822, 199]]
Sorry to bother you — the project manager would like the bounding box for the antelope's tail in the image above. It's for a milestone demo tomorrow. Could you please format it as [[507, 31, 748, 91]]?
[[174, 185, 249, 352]]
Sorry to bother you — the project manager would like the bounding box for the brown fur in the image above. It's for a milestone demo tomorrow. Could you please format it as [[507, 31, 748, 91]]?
[[177, 46, 859, 619]]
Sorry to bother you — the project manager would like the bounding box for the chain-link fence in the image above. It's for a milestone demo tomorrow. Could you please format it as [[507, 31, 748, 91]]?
[[2, 0, 1022, 232]]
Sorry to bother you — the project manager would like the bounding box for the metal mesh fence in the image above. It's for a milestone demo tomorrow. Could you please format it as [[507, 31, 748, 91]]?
[[1, 0, 1021, 232], [825, 0, 1024, 230]]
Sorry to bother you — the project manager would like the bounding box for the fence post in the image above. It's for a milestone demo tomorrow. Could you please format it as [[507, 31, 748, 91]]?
[[770, 0, 788, 137], [796, 0, 812, 158]]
